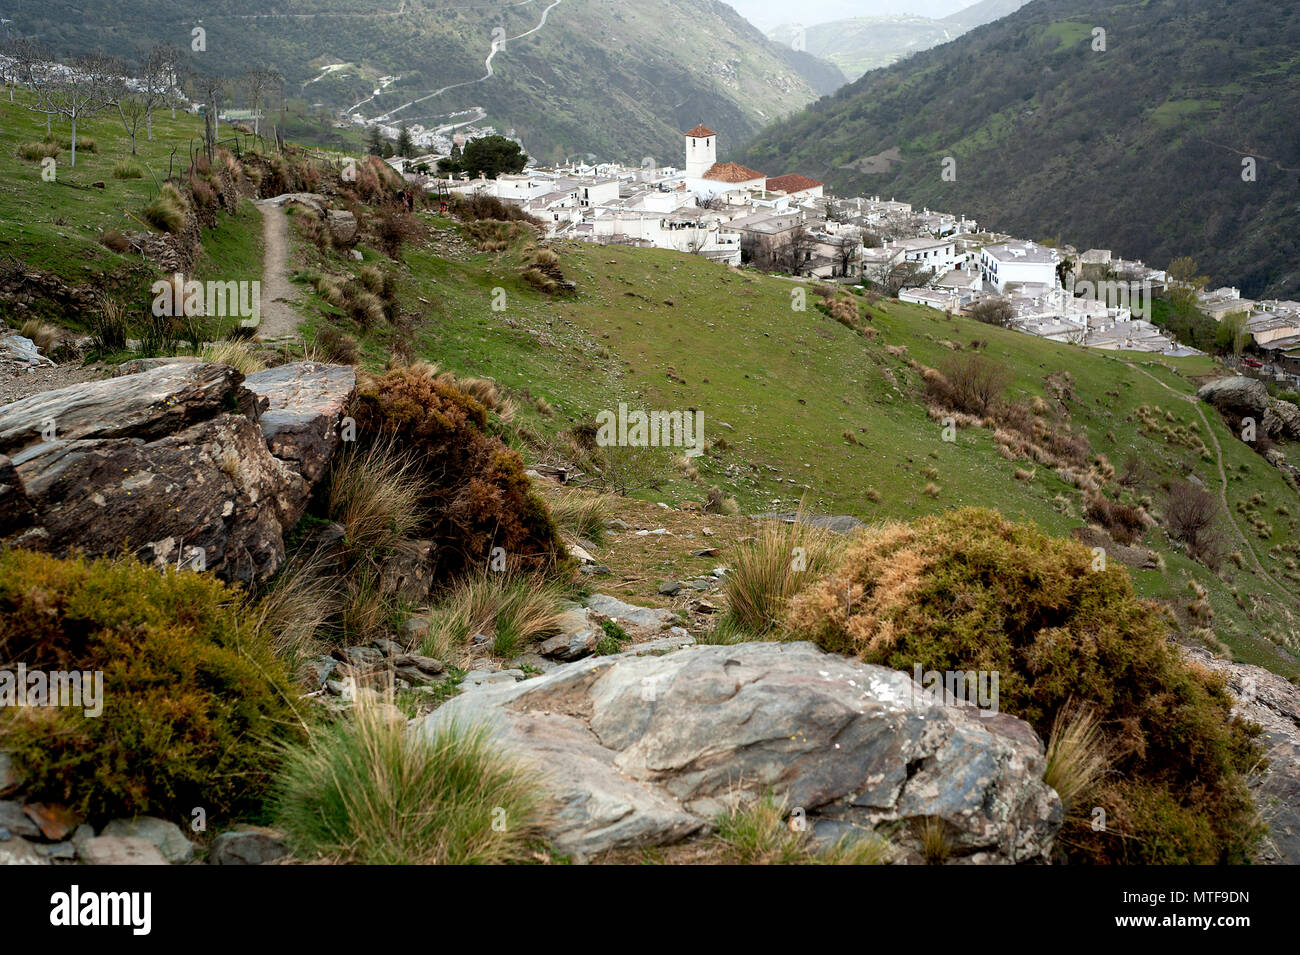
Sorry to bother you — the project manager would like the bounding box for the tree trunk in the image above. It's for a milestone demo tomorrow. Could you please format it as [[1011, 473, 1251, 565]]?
[[147, 109, 153, 141], [70, 116, 77, 167]]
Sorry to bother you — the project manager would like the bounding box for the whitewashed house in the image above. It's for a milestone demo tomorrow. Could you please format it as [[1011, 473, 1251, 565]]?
[[979, 242, 1059, 293]]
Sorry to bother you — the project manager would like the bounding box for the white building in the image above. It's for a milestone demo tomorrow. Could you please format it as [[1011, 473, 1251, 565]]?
[[979, 242, 1059, 293]]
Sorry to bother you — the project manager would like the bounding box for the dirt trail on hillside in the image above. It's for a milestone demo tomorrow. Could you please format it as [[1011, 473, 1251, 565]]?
[[1125, 361, 1293, 600], [254, 200, 301, 341]]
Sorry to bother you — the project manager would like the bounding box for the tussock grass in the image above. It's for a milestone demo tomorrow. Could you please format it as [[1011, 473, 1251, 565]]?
[[254, 550, 341, 678], [142, 183, 188, 234], [18, 319, 58, 355], [273, 696, 545, 864], [1044, 702, 1110, 814], [724, 516, 842, 635], [16, 140, 60, 161], [423, 570, 568, 664], [548, 492, 611, 544], [112, 159, 145, 179], [197, 339, 266, 375], [327, 442, 425, 557], [713, 792, 891, 865]]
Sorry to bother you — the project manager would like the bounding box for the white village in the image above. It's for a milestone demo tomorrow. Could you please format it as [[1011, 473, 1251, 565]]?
[[393, 123, 1300, 379]]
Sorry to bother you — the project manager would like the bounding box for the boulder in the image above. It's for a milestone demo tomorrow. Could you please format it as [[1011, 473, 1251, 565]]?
[[1267, 397, 1300, 441], [1181, 647, 1300, 864], [0, 361, 355, 585], [585, 593, 677, 634], [326, 209, 358, 246], [1197, 376, 1270, 420], [210, 826, 290, 865], [243, 362, 356, 484], [415, 641, 1062, 862], [78, 836, 169, 865], [101, 817, 195, 864], [537, 604, 601, 660], [0, 334, 55, 370]]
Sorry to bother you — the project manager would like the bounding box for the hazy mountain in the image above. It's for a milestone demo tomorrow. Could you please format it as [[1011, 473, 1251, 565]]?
[[766, 0, 1029, 79], [737, 0, 1300, 298], [1, 0, 844, 164]]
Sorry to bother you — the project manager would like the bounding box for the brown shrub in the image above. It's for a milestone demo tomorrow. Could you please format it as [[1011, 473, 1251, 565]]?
[[925, 353, 1012, 416], [1085, 493, 1147, 545], [349, 365, 569, 576]]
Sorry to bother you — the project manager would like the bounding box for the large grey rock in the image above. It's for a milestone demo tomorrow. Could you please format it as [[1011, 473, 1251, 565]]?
[[1182, 647, 1300, 864], [101, 817, 194, 864], [1197, 376, 1270, 420], [415, 642, 1062, 862], [243, 362, 356, 484], [0, 361, 354, 585], [537, 604, 600, 661], [327, 209, 358, 246]]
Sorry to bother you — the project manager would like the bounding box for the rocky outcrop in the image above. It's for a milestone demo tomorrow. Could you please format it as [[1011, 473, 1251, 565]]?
[[416, 641, 1062, 862], [244, 363, 356, 484], [1268, 397, 1300, 441], [1198, 376, 1270, 420], [0, 360, 353, 585], [1182, 647, 1300, 864], [0, 335, 55, 371]]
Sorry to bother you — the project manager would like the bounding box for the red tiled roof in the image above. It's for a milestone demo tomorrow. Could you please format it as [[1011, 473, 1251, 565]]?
[[766, 173, 823, 193], [683, 124, 717, 138], [702, 161, 765, 183]]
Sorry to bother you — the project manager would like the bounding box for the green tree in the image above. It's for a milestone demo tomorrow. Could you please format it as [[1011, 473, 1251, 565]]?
[[397, 122, 414, 158], [1217, 311, 1251, 356], [459, 135, 528, 179], [366, 125, 383, 156]]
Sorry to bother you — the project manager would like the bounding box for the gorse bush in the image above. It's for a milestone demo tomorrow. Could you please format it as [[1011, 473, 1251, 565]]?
[[273, 699, 544, 864], [786, 508, 1262, 864], [349, 364, 568, 577], [0, 550, 301, 820]]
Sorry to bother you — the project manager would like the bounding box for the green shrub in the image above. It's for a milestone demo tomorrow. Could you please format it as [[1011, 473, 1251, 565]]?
[[0, 550, 301, 821], [272, 700, 544, 864], [349, 363, 569, 577], [786, 508, 1263, 864]]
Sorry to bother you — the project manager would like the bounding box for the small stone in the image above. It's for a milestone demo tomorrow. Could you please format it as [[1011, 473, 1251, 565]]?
[[691, 599, 719, 614], [34, 842, 78, 861], [401, 617, 430, 641], [392, 653, 444, 675], [101, 817, 195, 863], [339, 646, 384, 667], [307, 656, 337, 688], [372, 638, 404, 657], [608, 518, 630, 532], [579, 564, 612, 576], [210, 826, 290, 866], [471, 632, 491, 646], [79, 836, 169, 866], [691, 548, 720, 557], [658, 581, 683, 596], [22, 802, 80, 842], [0, 802, 41, 840], [0, 838, 48, 865]]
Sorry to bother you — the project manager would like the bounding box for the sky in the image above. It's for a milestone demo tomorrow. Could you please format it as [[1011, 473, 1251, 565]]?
[[721, 0, 979, 31]]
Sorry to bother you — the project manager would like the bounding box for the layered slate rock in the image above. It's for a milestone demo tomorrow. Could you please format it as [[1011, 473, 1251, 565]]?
[[0, 361, 350, 585], [1182, 647, 1300, 864], [1198, 376, 1270, 421], [416, 641, 1062, 862], [244, 362, 356, 485]]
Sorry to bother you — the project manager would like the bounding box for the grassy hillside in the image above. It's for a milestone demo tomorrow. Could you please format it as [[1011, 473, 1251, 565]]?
[[2, 92, 1298, 684], [737, 0, 1300, 298], [3, 0, 844, 164], [289, 221, 1300, 679]]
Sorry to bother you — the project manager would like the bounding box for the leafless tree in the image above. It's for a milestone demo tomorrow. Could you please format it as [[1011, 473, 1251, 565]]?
[[140, 44, 181, 141], [41, 53, 121, 166], [885, 261, 934, 296], [834, 234, 859, 278], [242, 68, 281, 136]]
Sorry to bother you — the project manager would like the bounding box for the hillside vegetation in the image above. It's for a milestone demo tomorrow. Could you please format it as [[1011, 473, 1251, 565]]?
[[3, 0, 843, 163], [737, 0, 1300, 298]]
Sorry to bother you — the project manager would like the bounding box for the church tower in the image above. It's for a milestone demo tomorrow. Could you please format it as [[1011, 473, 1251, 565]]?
[[683, 124, 717, 179]]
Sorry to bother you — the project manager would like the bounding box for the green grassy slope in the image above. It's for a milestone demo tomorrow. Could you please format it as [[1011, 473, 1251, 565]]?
[[735, 0, 1300, 298], [302, 227, 1300, 677]]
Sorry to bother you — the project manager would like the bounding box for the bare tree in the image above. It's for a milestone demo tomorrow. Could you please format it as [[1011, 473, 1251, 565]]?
[[884, 260, 934, 296], [242, 68, 281, 136], [834, 234, 859, 278], [140, 44, 181, 141], [41, 53, 120, 166]]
